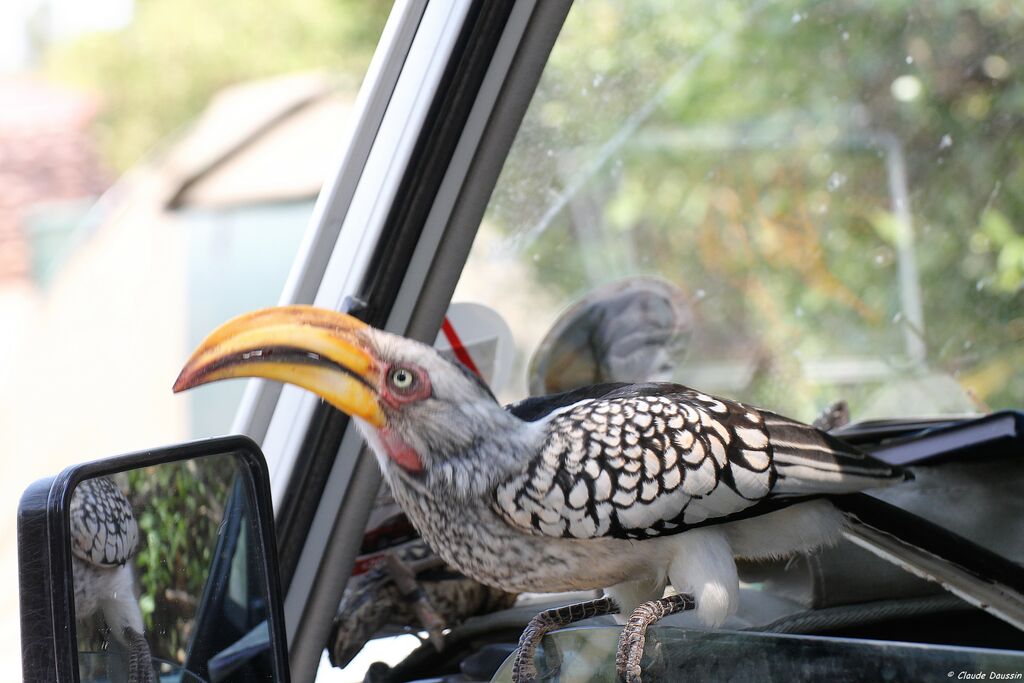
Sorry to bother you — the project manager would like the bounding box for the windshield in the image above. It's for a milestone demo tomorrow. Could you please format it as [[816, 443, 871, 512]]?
[[491, 626, 1024, 682], [455, 0, 1023, 422]]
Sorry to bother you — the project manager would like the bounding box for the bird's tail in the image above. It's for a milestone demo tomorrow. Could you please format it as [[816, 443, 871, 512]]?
[[761, 410, 909, 496]]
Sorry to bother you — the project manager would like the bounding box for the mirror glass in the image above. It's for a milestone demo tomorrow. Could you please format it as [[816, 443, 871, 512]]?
[[70, 452, 276, 683]]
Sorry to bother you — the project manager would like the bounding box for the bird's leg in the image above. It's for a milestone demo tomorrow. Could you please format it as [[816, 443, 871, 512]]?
[[123, 627, 156, 683], [383, 551, 447, 651], [615, 592, 695, 683], [513, 596, 620, 683], [812, 399, 850, 431]]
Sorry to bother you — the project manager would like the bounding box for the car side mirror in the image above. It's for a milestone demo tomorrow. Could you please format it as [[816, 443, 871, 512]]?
[[17, 436, 290, 683]]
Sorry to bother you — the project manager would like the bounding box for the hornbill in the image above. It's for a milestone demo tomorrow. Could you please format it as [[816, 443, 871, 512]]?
[[173, 305, 907, 682], [71, 477, 156, 683]]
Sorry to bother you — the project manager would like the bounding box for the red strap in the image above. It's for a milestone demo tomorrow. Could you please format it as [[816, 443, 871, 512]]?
[[351, 553, 387, 576], [441, 317, 482, 377]]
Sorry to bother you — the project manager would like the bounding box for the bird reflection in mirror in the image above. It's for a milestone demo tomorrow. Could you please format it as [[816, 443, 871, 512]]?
[[71, 477, 156, 683]]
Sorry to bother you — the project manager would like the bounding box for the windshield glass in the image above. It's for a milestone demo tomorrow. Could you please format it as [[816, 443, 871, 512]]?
[[491, 626, 1024, 682], [456, 0, 1023, 421]]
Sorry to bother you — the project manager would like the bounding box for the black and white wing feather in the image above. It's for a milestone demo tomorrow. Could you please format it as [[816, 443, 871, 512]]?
[[494, 384, 903, 540], [70, 477, 139, 567]]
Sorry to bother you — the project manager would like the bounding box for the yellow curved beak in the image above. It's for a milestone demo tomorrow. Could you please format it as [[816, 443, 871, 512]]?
[[173, 305, 385, 427]]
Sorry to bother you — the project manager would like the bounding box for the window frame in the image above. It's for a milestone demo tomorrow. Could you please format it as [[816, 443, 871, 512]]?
[[228, 1, 572, 678], [232, 0, 1024, 677]]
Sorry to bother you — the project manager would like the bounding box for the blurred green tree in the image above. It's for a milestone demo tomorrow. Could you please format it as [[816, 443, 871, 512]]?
[[486, 0, 1023, 418], [46, 0, 391, 170], [127, 455, 235, 663]]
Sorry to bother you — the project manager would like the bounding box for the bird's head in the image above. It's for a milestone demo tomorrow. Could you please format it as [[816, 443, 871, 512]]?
[[173, 306, 526, 494]]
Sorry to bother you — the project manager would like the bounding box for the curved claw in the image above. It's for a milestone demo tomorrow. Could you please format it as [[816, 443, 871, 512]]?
[[615, 593, 695, 683], [811, 399, 850, 432], [123, 627, 156, 683], [512, 597, 619, 682]]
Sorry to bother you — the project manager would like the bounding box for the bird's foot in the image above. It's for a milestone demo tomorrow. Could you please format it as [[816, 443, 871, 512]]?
[[123, 627, 156, 683], [615, 592, 695, 683], [383, 551, 447, 651], [812, 400, 850, 432], [512, 596, 619, 683]]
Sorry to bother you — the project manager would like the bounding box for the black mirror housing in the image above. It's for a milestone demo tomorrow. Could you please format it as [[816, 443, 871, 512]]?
[[17, 436, 290, 683]]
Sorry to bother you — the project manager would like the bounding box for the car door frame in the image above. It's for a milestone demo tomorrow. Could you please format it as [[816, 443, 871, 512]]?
[[227, 0, 573, 678]]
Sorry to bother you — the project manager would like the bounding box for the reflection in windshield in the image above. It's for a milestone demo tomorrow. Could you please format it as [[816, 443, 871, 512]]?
[[459, 0, 1023, 421]]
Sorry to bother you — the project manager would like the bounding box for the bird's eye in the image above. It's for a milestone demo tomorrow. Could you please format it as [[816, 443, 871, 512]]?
[[389, 367, 416, 391]]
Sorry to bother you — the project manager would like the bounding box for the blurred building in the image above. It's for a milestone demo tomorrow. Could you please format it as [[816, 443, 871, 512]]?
[[0, 72, 356, 676], [0, 75, 108, 281]]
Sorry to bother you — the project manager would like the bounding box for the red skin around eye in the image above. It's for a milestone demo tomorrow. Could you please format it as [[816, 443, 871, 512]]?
[[380, 365, 431, 408], [377, 365, 431, 473]]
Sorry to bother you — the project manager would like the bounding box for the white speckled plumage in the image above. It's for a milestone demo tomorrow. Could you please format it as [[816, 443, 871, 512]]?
[[491, 387, 890, 544], [71, 477, 138, 567]]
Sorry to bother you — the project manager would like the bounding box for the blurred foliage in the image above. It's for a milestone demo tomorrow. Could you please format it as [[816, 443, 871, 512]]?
[[46, 0, 391, 170], [127, 455, 235, 663], [485, 0, 1024, 420]]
